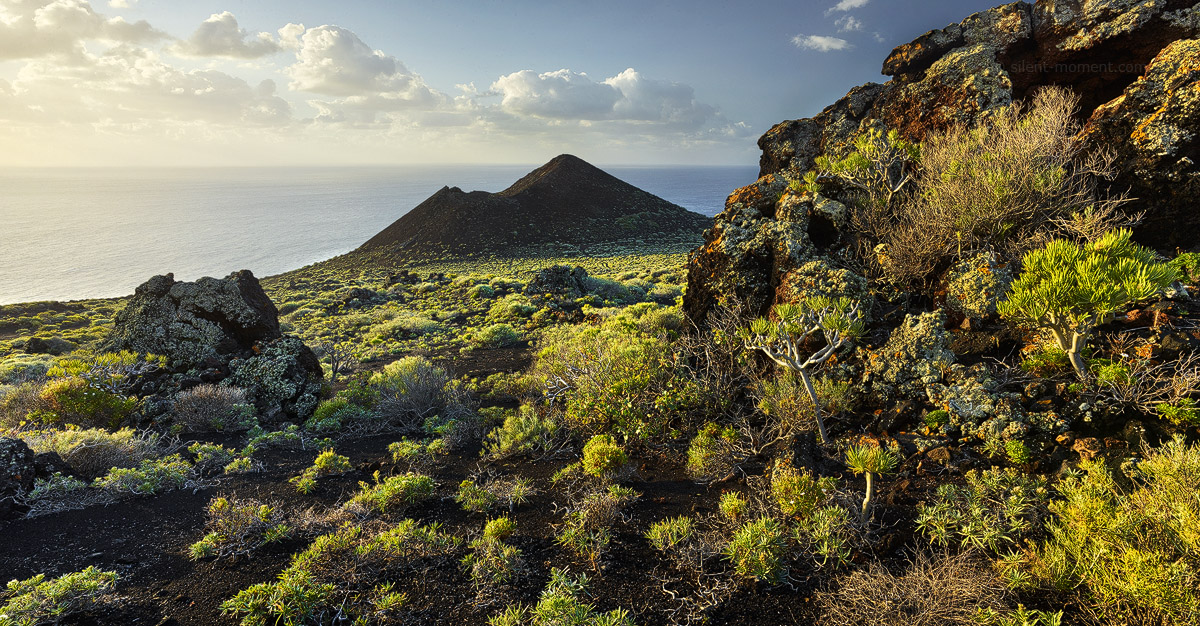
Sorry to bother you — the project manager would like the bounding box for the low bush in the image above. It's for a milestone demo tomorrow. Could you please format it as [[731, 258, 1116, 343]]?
[[305, 397, 370, 433], [93, 455, 193, 496], [482, 405, 558, 460], [723, 517, 786, 584], [23, 427, 162, 479], [1016, 438, 1200, 625], [172, 385, 254, 432], [475, 324, 521, 349], [188, 497, 291, 560], [487, 568, 636, 626], [556, 485, 638, 568], [290, 450, 352, 494], [816, 552, 1006, 626], [222, 520, 461, 626], [0, 567, 118, 626], [580, 434, 627, 479], [36, 377, 137, 429], [646, 516, 694, 552], [770, 459, 836, 520], [343, 472, 435, 517], [685, 422, 738, 481], [461, 517, 524, 590]]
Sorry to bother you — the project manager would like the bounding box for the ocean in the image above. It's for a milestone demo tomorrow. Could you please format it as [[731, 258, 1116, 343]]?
[[0, 165, 757, 305]]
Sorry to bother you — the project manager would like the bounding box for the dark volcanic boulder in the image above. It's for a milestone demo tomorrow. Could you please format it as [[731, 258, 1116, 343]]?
[[106, 271, 323, 422], [106, 270, 281, 370], [226, 336, 323, 422], [1081, 38, 1200, 249], [525, 265, 591, 299], [0, 437, 36, 519]]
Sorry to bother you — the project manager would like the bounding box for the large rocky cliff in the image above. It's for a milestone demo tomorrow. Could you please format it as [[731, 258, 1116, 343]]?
[[687, 0, 1199, 324]]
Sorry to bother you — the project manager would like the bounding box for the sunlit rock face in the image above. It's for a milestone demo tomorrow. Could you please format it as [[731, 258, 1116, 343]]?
[[688, 0, 1200, 326]]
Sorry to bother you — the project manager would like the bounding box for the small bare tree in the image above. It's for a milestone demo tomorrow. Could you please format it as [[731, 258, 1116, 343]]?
[[740, 297, 863, 444]]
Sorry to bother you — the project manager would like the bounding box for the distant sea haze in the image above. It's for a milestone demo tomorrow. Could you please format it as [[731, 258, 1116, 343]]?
[[0, 165, 757, 305]]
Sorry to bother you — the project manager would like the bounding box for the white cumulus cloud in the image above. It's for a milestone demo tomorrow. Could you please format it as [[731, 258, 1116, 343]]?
[[836, 16, 863, 32], [791, 34, 851, 52], [285, 24, 439, 104], [172, 12, 281, 59], [0, 0, 165, 60], [830, 0, 869, 11]]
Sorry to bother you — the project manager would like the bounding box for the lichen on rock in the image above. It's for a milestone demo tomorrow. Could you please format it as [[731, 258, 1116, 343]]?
[[944, 252, 1013, 324], [225, 336, 322, 423], [865, 310, 955, 399]]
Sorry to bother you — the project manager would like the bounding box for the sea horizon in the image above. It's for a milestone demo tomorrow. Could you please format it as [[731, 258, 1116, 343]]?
[[0, 164, 757, 305]]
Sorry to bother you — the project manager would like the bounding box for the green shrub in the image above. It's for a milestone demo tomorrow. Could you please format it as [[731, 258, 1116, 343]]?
[[1004, 440, 1033, 466], [188, 497, 291, 560], [461, 517, 523, 589], [771, 459, 836, 520], [344, 472, 434, 517], [916, 468, 1050, 554], [475, 324, 521, 348], [581, 434, 627, 478], [24, 427, 161, 479], [794, 505, 855, 568], [93, 455, 192, 496], [923, 410, 950, 429], [487, 568, 636, 626], [222, 520, 460, 626], [999, 229, 1175, 378], [1016, 439, 1200, 625], [556, 485, 638, 567], [482, 405, 558, 460], [0, 567, 118, 626], [456, 479, 499, 513], [724, 517, 786, 584], [305, 397, 369, 433], [37, 377, 137, 428], [685, 422, 738, 480], [719, 492, 748, 522], [1157, 398, 1200, 426], [535, 309, 710, 441], [646, 516, 694, 552], [187, 442, 237, 474], [290, 450, 352, 494]]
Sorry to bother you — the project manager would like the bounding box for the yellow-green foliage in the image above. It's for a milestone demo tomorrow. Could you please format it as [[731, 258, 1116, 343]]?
[[93, 455, 192, 496], [999, 229, 1175, 377], [345, 472, 435, 516], [482, 405, 558, 460], [222, 520, 461, 626], [724, 517, 786, 584], [1019, 438, 1200, 625], [487, 567, 637, 626], [535, 304, 709, 440], [188, 497, 291, 560], [36, 377, 137, 429], [290, 450, 352, 494], [0, 566, 118, 626], [24, 427, 161, 479], [685, 422, 738, 480], [916, 468, 1049, 554], [771, 460, 836, 519], [581, 434, 627, 478], [645, 516, 694, 552]]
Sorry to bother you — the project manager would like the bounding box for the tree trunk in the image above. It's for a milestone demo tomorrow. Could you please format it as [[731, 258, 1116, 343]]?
[[1068, 331, 1088, 379], [800, 369, 829, 445], [861, 471, 874, 522]]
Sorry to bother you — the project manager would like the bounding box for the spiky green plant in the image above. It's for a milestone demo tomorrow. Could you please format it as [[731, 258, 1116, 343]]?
[[844, 444, 900, 522], [740, 297, 864, 444], [998, 230, 1175, 378]]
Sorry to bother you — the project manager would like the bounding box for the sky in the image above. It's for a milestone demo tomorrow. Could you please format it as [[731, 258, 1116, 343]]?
[[0, 0, 1003, 167]]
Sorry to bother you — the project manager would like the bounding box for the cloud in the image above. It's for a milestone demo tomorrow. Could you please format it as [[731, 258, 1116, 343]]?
[[285, 24, 441, 106], [4, 45, 292, 127], [791, 34, 851, 52], [0, 0, 165, 60], [171, 12, 281, 59], [836, 16, 863, 32], [489, 67, 721, 128], [107, 0, 132, 7], [829, 0, 869, 11]]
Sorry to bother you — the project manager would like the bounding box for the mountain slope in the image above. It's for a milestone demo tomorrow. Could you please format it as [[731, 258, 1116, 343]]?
[[356, 154, 710, 259]]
